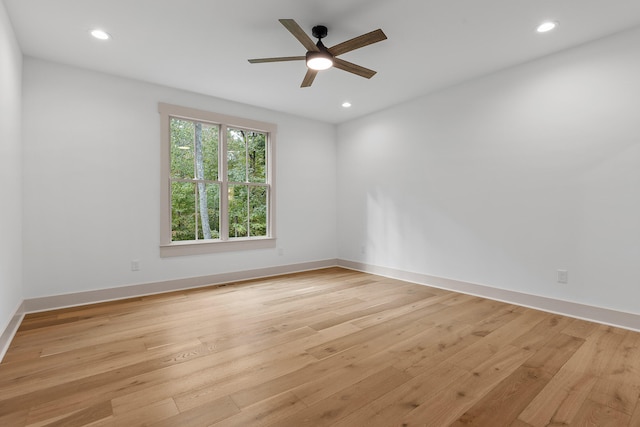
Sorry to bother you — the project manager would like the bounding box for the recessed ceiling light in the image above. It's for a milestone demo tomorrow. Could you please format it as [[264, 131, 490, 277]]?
[[90, 29, 111, 40], [342, 102, 352, 108], [536, 21, 558, 33]]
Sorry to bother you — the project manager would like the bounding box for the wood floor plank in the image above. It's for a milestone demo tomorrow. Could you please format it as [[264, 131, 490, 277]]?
[[330, 361, 468, 426], [450, 365, 552, 426], [308, 291, 435, 331], [277, 366, 412, 426], [517, 369, 598, 426], [147, 396, 239, 427], [227, 336, 400, 409], [112, 337, 317, 415], [86, 398, 179, 427], [587, 377, 640, 416], [0, 408, 28, 427], [510, 313, 573, 351], [509, 419, 534, 427], [347, 292, 447, 329], [562, 317, 600, 339], [601, 330, 640, 384], [391, 320, 488, 375], [211, 392, 307, 427], [28, 401, 112, 427], [305, 302, 447, 360], [169, 323, 360, 413], [0, 338, 211, 403], [441, 309, 545, 372], [2, 267, 640, 426], [522, 332, 584, 376], [290, 348, 407, 407], [399, 345, 535, 426], [571, 398, 631, 426], [630, 399, 640, 426], [227, 303, 457, 410]]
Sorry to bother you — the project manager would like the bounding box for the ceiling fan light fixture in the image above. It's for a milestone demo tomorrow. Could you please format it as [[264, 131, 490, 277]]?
[[306, 51, 333, 71]]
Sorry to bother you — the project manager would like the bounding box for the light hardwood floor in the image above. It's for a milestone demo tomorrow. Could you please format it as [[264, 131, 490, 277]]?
[[1, 267, 640, 426]]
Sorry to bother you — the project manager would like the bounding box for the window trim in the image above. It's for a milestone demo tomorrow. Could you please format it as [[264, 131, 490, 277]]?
[[159, 102, 276, 257]]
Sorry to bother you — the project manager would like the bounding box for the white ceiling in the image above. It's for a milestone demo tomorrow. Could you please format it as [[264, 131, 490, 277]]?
[[5, 0, 640, 124]]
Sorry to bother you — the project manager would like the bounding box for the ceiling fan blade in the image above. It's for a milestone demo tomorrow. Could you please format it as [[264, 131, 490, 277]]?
[[248, 56, 305, 64], [301, 69, 318, 87], [333, 58, 377, 79], [279, 19, 319, 52], [328, 29, 387, 57]]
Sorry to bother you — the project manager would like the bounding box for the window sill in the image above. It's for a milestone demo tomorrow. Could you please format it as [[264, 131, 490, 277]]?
[[160, 237, 276, 257]]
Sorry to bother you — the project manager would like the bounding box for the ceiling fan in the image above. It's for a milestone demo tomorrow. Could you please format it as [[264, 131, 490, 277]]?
[[248, 19, 387, 88]]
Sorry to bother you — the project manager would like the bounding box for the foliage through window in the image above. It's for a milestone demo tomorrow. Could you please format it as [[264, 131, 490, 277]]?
[[159, 103, 275, 256]]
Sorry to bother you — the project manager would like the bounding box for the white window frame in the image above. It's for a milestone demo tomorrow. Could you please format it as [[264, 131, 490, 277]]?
[[159, 103, 276, 257]]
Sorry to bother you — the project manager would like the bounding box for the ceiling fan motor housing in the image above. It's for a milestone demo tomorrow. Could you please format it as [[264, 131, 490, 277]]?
[[312, 25, 328, 40]]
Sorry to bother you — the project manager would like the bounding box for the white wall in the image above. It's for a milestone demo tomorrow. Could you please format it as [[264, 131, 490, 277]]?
[[337, 27, 640, 315], [0, 0, 23, 332], [22, 58, 337, 298], [15, 21, 640, 322]]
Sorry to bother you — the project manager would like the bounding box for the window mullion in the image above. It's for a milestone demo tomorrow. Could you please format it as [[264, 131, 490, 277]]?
[[194, 182, 199, 240], [220, 125, 229, 241], [245, 133, 250, 182], [266, 133, 272, 239], [192, 124, 198, 240], [246, 185, 251, 237], [245, 136, 250, 237]]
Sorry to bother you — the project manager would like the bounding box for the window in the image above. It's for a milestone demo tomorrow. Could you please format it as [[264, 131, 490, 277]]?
[[159, 103, 276, 257]]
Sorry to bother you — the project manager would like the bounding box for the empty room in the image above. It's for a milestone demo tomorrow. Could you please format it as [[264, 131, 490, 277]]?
[[1, 1, 640, 426]]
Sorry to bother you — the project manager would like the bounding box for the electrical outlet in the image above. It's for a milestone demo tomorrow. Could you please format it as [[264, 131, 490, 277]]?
[[131, 260, 140, 271], [277, 248, 284, 256], [557, 269, 568, 284]]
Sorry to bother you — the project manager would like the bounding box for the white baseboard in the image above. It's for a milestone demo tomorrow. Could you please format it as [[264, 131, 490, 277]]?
[[4, 257, 639, 364], [0, 260, 336, 362], [338, 259, 640, 332], [0, 301, 25, 362], [23, 259, 339, 313]]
